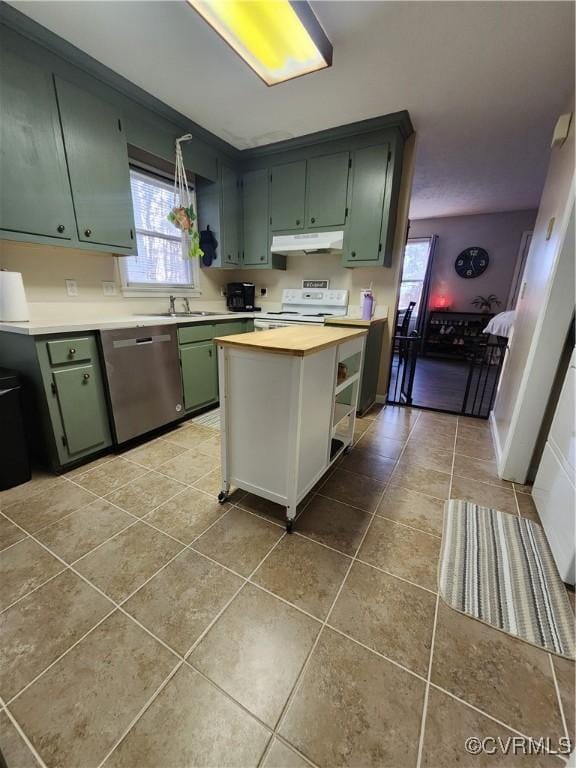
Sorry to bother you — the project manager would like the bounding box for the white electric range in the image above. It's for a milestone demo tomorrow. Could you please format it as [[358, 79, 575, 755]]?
[[254, 289, 349, 330]]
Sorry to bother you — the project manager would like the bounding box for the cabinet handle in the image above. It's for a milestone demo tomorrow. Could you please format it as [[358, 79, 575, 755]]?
[[83, 373, 90, 381], [84, 229, 92, 237], [296, 219, 300, 226], [57, 224, 65, 233], [208, 348, 213, 357], [69, 348, 76, 355], [351, 251, 356, 258], [260, 256, 265, 261], [310, 217, 316, 224]]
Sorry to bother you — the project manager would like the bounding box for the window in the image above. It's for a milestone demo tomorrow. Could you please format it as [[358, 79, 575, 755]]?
[[119, 169, 200, 295], [398, 237, 434, 320]]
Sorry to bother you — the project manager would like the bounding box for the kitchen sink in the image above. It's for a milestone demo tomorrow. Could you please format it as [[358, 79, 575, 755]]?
[[136, 311, 228, 318]]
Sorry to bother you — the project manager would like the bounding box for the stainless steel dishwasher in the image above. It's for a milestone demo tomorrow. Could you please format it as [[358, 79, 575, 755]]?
[[100, 325, 183, 444]]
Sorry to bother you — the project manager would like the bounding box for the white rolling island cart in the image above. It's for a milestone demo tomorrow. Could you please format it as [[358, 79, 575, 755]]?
[[214, 326, 367, 532]]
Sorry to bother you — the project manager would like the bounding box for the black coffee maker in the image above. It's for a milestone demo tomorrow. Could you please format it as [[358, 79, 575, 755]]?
[[226, 282, 255, 312]]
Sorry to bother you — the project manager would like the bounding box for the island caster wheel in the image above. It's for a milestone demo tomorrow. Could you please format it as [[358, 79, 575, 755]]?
[[217, 491, 228, 504], [286, 520, 294, 534], [343, 445, 352, 455]]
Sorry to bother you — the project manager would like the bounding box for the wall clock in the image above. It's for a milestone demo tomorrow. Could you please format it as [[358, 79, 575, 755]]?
[[455, 247, 489, 279]]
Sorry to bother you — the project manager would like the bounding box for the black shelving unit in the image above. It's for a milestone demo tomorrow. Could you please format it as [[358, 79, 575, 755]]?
[[423, 311, 493, 360]]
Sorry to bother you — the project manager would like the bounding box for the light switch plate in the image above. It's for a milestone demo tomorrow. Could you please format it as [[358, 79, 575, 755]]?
[[65, 279, 78, 297], [102, 281, 118, 296]]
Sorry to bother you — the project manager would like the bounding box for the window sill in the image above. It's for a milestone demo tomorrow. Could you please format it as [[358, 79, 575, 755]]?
[[121, 288, 202, 298]]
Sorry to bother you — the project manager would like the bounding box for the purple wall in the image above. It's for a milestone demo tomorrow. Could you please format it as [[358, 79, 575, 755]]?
[[409, 209, 537, 312]]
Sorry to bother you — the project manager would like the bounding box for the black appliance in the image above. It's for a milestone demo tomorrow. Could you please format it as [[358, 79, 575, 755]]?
[[226, 282, 255, 312], [0, 368, 31, 490]]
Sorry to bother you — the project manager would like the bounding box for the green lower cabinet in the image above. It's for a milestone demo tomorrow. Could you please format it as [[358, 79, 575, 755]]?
[[180, 342, 218, 412], [51, 364, 109, 456]]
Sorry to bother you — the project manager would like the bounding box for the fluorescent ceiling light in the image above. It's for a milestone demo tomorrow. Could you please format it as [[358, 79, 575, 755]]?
[[187, 1, 333, 86]]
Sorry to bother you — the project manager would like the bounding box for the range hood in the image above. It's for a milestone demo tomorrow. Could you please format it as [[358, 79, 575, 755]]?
[[270, 230, 344, 256]]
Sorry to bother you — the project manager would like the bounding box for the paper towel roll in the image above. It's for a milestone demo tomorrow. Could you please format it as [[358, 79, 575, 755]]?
[[0, 270, 29, 322]]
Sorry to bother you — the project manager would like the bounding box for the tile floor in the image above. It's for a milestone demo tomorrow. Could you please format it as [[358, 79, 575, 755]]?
[[0, 408, 574, 767]]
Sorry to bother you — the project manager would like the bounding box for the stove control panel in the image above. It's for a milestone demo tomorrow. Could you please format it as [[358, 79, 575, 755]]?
[[281, 289, 349, 308]]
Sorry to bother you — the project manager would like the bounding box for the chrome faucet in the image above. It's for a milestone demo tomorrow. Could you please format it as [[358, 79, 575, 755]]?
[[168, 295, 176, 316], [182, 297, 191, 314]]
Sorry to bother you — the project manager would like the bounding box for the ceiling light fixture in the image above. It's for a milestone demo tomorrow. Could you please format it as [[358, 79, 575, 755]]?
[[187, 0, 333, 86]]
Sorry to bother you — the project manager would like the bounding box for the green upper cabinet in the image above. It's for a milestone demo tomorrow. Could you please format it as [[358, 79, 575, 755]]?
[[0, 51, 75, 240], [306, 152, 350, 228], [270, 160, 306, 231], [220, 165, 241, 266], [54, 77, 135, 250], [242, 168, 269, 266], [342, 144, 390, 267]]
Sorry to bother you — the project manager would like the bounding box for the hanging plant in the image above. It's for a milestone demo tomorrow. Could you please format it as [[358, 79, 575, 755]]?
[[168, 134, 204, 260]]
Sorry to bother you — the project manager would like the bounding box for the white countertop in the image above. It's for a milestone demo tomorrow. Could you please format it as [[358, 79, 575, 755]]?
[[0, 313, 254, 336]]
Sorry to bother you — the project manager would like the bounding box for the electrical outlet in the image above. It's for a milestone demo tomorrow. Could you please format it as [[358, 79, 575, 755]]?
[[65, 279, 78, 297], [220, 287, 227, 297], [102, 281, 117, 296], [260, 287, 268, 297]]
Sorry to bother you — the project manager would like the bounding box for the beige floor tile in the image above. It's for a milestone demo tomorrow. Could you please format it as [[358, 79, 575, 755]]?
[[431, 601, 564, 740], [35, 499, 134, 563], [359, 516, 440, 591], [74, 457, 146, 496], [458, 422, 494, 442], [553, 655, 575, 744], [390, 462, 451, 500], [237, 492, 291, 525], [296, 495, 371, 556], [162, 423, 217, 449], [279, 627, 425, 767], [407, 430, 456, 452], [450, 475, 517, 515], [353, 420, 370, 444], [0, 711, 40, 768], [105, 664, 269, 768], [0, 538, 64, 611], [357, 430, 405, 459], [514, 482, 533, 495], [337, 445, 397, 482], [125, 439, 187, 469], [3, 480, 96, 533], [10, 611, 177, 768], [252, 534, 350, 619], [192, 507, 283, 576], [376, 486, 444, 537], [412, 419, 457, 440], [0, 570, 112, 700], [516, 491, 542, 523], [377, 405, 420, 425], [319, 468, 386, 513], [458, 415, 491, 432], [192, 468, 246, 503], [0, 514, 26, 552], [421, 687, 559, 767], [145, 487, 229, 544], [0, 471, 61, 510], [75, 522, 183, 602], [157, 448, 219, 484], [190, 584, 319, 727], [453, 453, 512, 489], [64, 453, 116, 479], [197, 434, 221, 459], [123, 549, 242, 655], [330, 561, 436, 677], [360, 403, 385, 420], [456, 434, 495, 461], [366, 419, 413, 442], [262, 738, 310, 768], [399, 446, 454, 474], [105, 471, 186, 517]]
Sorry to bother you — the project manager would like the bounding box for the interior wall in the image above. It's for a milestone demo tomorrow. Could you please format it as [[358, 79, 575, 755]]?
[[409, 210, 537, 313], [492, 106, 575, 482]]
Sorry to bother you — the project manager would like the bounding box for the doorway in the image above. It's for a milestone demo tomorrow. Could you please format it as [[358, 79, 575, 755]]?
[[388, 236, 506, 417]]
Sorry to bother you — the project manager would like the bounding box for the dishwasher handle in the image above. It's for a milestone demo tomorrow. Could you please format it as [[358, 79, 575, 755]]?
[[112, 334, 171, 349]]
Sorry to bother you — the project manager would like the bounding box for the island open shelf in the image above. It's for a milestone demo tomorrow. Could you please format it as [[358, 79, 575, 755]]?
[[215, 326, 367, 531]]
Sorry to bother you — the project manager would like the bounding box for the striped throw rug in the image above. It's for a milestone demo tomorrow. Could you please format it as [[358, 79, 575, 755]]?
[[440, 500, 575, 659], [190, 407, 220, 430]]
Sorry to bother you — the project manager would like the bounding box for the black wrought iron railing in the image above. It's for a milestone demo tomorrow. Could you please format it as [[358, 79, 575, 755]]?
[[387, 335, 419, 405]]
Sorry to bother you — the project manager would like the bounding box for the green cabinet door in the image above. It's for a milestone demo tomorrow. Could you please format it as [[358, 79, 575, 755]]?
[[52, 364, 110, 456], [342, 144, 390, 266], [55, 77, 135, 249], [180, 342, 218, 412], [221, 165, 241, 266], [242, 169, 270, 266], [306, 152, 350, 228], [0, 51, 75, 240], [270, 161, 306, 231]]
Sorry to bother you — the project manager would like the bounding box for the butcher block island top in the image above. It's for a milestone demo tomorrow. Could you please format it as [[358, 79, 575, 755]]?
[[214, 325, 367, 357]]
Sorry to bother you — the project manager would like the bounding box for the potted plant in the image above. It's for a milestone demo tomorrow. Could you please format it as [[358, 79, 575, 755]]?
[[471, 294, 501, 314]]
